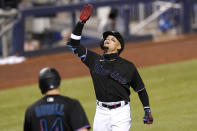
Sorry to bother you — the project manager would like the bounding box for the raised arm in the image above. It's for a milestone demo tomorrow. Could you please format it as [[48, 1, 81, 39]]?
[[66, 4, 93, 60]]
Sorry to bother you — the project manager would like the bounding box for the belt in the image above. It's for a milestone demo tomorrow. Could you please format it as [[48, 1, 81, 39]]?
[[97, 101, 128, 109]]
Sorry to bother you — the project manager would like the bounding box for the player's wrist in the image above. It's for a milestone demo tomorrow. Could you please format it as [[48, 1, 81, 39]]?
[[79, 20, 86, 25], [72, 21, 85, 36], [144, 106, 151, 112], [144, 106, 150, 109]]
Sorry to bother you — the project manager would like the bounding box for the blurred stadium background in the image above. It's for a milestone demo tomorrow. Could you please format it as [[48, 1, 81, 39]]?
[[0, 0, 197, 131], [0, 0, 197, 58]]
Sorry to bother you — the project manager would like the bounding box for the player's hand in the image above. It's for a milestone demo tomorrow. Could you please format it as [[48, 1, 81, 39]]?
[[143, 108, 153, 124], [80, 4, 94, 22]]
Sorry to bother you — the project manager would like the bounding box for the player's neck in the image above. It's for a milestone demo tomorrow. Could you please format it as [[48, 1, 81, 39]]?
[[103, 53, 119, 61], [45, 88, 60, 95]]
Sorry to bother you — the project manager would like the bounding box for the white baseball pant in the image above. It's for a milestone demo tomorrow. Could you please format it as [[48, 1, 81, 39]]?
[[93, 101, 131, 131]]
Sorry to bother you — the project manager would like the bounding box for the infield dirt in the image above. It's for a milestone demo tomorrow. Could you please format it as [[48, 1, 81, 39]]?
[[0, 34, 197, 90]]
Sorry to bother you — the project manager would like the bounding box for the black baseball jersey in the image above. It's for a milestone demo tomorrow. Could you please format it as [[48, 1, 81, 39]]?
[[68, 22, 145, 102], [82, 51, 145, 102], [24, 95, 90, 131]]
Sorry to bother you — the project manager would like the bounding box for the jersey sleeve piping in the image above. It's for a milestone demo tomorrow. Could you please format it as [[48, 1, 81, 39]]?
[[82, 48, 88, 61], [136, 87, 145, 93]]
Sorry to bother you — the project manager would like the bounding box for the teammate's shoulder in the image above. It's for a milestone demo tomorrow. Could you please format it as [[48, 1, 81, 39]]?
[[25, 98, 43, 112], [59, 95, 80, 105]]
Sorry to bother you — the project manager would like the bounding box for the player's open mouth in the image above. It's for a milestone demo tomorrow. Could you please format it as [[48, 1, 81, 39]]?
[[104, 41, 110, 45]]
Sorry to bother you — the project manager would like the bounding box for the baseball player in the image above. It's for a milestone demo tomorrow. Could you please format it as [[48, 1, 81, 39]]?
[[24, 67, 91, 131], [66, 4, 153, 131]]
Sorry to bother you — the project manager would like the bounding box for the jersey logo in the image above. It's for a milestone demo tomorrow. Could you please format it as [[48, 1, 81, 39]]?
[[47, 97, 54, 102], [94, 64, 127, 84], [110, 71, 127, 84], [95, 64, 110, 76]]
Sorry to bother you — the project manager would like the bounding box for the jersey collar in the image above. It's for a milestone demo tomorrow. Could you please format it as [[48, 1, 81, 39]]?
[[103, 53, 119, 60]]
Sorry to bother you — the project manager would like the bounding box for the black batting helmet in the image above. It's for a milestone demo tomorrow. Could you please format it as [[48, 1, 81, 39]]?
[[38, 67, 61, 94], [100, 31, 124, 54]]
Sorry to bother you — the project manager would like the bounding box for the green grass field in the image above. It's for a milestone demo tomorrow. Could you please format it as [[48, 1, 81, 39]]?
[[0, 59, 197, 131]]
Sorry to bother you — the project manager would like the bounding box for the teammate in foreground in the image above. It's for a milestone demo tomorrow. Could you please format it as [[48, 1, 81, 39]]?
[[24, 67, 90, 131], [67, 4, 153, 131]]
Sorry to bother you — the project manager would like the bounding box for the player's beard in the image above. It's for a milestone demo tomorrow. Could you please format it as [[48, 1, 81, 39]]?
[[103, 47, 109, 53], [100, 43, 109, 52], [102, 44, 109, 53], [100, 40, 112, 53]]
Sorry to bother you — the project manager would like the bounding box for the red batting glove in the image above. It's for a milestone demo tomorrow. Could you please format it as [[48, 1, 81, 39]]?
[[80, 4, 94, 22]]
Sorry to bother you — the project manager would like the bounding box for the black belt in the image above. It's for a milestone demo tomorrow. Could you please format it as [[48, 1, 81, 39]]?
[[97, 101, 128, 109]]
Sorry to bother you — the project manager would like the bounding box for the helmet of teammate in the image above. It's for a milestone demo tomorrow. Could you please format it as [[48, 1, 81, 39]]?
[[100, 31, 124, 54], [38, 67, 61, 94]]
